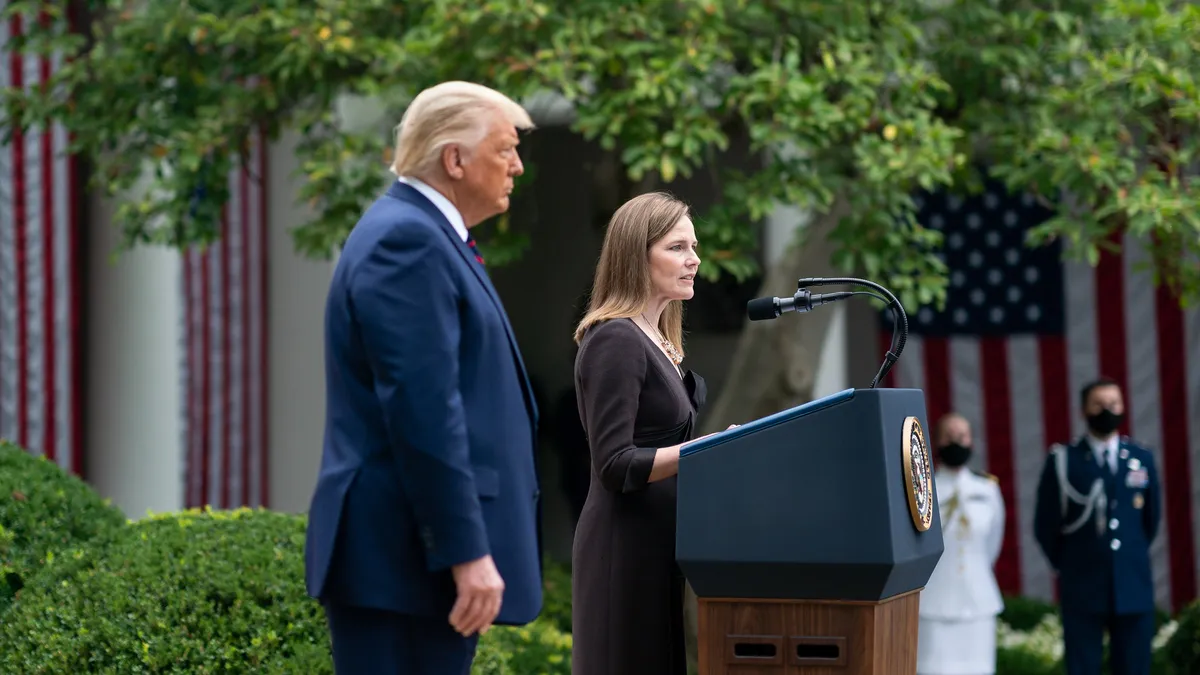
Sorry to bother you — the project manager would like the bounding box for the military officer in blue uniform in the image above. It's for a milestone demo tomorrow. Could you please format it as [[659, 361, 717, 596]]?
[[1033, 377, 1161, 675]]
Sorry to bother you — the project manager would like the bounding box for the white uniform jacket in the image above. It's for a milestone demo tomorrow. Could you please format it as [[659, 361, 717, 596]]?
[[919, 467, 1006, 621]]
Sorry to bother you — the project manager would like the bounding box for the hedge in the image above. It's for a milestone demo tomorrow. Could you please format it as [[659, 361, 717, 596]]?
[[0, 440, 126, 614], [0, 508, 331, 673], [0, 506, 570, 674]]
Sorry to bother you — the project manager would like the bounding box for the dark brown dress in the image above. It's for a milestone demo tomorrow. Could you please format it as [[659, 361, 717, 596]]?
[[570, 318, 707, 675]]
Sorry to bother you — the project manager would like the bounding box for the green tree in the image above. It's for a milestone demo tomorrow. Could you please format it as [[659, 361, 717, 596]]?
[[6, 1, 1196, 670], [5, 0, 1196, 302]]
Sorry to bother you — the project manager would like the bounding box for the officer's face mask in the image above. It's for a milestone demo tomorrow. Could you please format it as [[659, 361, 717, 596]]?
[[937, 443, 972, 467], [1087, 408, 1124, 436]]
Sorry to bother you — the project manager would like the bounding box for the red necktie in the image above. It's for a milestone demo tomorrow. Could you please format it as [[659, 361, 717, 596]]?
[[466, 234, 485, 265]]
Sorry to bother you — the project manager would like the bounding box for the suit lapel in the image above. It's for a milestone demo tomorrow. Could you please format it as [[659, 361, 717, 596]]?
[[386, 182, 539, 424]]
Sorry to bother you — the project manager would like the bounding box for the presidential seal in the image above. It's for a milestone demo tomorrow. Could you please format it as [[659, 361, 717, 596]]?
[[902, 416, 934, 532]]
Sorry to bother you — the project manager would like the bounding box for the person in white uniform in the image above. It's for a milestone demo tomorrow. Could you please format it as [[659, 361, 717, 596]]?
[[916, 413, 1006, 675]]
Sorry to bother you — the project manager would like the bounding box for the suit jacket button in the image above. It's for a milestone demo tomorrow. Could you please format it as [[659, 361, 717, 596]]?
[[421, 527, 435, 550], [533, 489, 541, 501], [1111, 539, 1121, 551], [1110, 518, 1119, 530]]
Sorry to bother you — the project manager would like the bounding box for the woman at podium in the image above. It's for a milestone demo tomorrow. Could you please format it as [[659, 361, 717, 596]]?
[[569, 192, 721, 675]]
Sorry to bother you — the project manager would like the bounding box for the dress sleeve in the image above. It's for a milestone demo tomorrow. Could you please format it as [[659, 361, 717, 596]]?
[[576, 321, 658, 493]]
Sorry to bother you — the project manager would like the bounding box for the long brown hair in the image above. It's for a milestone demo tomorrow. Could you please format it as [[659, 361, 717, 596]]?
[[573, 192, 691, 356]]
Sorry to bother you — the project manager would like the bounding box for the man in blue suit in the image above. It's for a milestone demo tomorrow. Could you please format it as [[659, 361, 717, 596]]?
[[305, 81, 542, 674], [1034, 377, 1161, 675]]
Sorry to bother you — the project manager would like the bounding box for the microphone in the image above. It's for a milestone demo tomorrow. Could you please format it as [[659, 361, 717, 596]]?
[[745, 277, 910, 389], [746, 289, 854, 321]]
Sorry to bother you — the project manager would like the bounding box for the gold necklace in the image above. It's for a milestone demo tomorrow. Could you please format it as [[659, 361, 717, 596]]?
[[640, 315, 683, 366]]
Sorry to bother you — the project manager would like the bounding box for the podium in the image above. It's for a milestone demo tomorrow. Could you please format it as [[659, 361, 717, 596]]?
[[677, 387, 944, 675]]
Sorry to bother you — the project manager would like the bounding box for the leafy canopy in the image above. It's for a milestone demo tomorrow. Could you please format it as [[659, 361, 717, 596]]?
[[3, 0, 1198, 309]]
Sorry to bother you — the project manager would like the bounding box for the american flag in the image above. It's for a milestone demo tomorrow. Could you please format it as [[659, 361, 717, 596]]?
[[882, 181, 1200, 613], [179, 135, 271, 510], [0, 13, 84, 476]]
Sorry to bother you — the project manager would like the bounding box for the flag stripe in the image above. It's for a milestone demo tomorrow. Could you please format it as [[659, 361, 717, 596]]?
[[1036, 333, 1071, 603], [1124, 237, 1173, 608], [228, 171, 242, 508], [923, 337, 950, 428], [181, 136, 269, 509], [0, 0, 8, 438], [257, 141, 270, 507], [1065, 250, 1099, 439], [201, 246, 212, 506], [220, 199, 231, 509], [981, 336, 1021, 594], [67, 0, 83, 479], [951, 338, 987, 466], [1037, 336, 1071, 455], [1095, 235, 1131, 434], [1187, 308, 1200, 598], [1156, 281, 1196, 610], [0, 12, 82, 474], [41, 41, 56, 467], [1011, 336, 1054, 600], [12, 14, 28, 450], [239, 162, 251, 506], [22, 31, 41, 457], [182, 250, 195, 505]]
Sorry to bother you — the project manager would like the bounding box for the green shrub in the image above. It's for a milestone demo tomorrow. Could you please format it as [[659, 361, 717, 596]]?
[[0, 441, 126, 614], [540, 555, 573, 634], [0, 504, 571, 674], [1000, 594, 1059, 632], [1162, 600, 1199, 675], [473, 619, 571, 675], [0, 507, 332, 674], [470, 636, 511, 675], [995, 645, 1063, 675]]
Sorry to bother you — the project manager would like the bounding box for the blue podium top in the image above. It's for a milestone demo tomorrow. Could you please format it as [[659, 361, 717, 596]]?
[[680, 387, 857, 457]]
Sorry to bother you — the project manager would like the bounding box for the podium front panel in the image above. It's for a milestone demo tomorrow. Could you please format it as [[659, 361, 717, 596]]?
[[677, 388, 944, 602]]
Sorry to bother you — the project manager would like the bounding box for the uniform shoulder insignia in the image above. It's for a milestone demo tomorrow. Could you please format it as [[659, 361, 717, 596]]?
[[971, 469, 999, 484]]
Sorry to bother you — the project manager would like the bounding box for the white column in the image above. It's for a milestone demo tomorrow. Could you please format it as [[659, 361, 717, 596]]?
[[264, 130, 341, 514], [763, 203, 849, 398], [85, 194, 184, 519]]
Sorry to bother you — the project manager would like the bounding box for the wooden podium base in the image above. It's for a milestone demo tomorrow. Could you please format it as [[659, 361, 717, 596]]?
[[695, 589, 921, 675]]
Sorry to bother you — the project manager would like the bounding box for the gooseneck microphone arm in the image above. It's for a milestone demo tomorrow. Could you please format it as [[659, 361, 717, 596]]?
[[795, 277, 908, 388]]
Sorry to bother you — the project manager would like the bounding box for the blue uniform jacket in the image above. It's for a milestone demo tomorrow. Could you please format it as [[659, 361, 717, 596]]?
[[304, 181, 542, 624], [1033, 436, 1161, 616]]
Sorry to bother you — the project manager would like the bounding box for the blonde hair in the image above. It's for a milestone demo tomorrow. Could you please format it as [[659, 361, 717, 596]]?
[[390, 81, 534, 178], [574, 192, 692, 356]]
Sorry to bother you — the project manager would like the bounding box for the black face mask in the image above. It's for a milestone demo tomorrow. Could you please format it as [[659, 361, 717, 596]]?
[[1087, 409, 1124, 436], [937, 443, 972, 467]]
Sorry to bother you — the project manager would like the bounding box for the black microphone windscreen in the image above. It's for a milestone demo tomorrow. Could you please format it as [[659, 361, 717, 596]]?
[[746, 297, 779, 321]]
